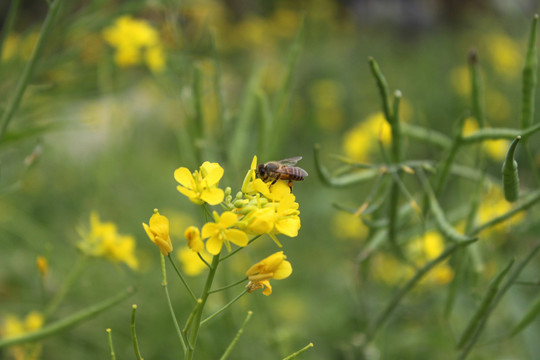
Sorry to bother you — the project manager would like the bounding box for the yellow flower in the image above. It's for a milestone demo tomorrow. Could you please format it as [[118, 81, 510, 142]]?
[[246, 251, 292, 295], [2, 311, 44, 338], [241, 155, 258, 194], [185, 226, 204, 252], [78, 212, 139, 269], [485, 33, 522, 79], [342, 112, 391, 162], [102, 15, 166, 72], [174, 161, 225, 205], [176, 246, 212, 276], [331, 212, 368, 240], [143, 209, 173, 256], [202, 211, 248, 254]]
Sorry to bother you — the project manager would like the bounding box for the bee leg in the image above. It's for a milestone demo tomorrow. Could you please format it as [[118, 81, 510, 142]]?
[[271, 174, 281, 185], [287, 180, 294, 191]]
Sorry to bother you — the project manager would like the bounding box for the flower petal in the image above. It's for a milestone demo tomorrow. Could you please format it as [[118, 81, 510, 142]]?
[[206, 235, 223, 255], [204, 164, 224, 185], [273, 260, 292, 280], [220, 211, 238, 228], [177, 185, 198, 199], [275, 218, 300, 237], [225, 229, 248, 247], [174, 167, 195, 188], [200, 188, 224, 205], [201, 223, 219, 239]]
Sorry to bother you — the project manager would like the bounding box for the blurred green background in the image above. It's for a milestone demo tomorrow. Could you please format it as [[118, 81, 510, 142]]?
[[2, 0, 540, 359]]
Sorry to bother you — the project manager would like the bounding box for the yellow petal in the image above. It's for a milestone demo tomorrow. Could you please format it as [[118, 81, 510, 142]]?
[[204, 164, 224, 185], [201, 222, 219, 239], [177, 185, 198, 199], [225, 229, 248, 247], [174, 167, 195, 188], [206, 235, 223, 255], [200, 188, 224, 205], [261, 280, 272, 296], [250, 155, 258, 170], [273, 260, 292, 279], [220, 211, 238, 228], [142, 222, 154, 241], [149, 213, 169, 237], [276, 218, 300, 237]]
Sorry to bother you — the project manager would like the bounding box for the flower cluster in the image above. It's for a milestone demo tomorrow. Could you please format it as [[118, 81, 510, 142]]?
[[78, 212, 138, 269], [143, 156, 299, 294], [102, 15, 165, 72]]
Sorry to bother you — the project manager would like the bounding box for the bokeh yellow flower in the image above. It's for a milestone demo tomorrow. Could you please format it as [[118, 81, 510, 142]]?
[[202, 211, 248, 254], [143, 210, 173, 256], [102, 15, 166, 72], [342, 112, 391, 162], [246, 251, 292, 295], [485, 33, 522, 79], [78, 212, 138, 269], [176, 246, 212, 276], [175, 161, 225, 205], [331, 212, 368, 240]]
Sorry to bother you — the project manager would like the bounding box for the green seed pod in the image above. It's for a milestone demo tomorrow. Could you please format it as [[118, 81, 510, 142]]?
[[501, 136, 521, 202]]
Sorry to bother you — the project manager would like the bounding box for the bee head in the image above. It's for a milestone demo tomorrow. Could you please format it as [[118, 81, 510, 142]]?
[[256, 164, 266, 177]]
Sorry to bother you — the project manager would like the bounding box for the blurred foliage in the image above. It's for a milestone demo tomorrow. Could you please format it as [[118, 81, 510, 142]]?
[[1, 0, 540, 359]]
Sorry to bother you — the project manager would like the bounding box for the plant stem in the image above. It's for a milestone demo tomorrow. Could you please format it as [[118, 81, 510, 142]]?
[[167, 254, 197, 303], [186, 254, 220, 360], [201, 289, 248, 325], [130, 305, 143, 360], [0, 0, 64, 142], [160, 253, 187, 353]]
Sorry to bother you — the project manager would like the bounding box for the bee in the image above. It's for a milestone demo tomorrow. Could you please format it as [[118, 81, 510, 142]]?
[[256, 156, 308, 187]]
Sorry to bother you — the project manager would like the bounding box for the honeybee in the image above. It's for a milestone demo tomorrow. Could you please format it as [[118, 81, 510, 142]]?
[[256, 156, 308, 187]]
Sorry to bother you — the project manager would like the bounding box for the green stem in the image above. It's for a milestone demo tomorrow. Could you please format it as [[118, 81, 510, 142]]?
[[106, 328, 116, 360], [44, 254, 89, 320], [201, 289, 248, 325], [0, 0, 21, 61], [469, 49, 486, 127], [160, 253, 187, 353], [0, 0, 64, 142], [167, 254, 197, 303], [219, 311, 253, 360], [0, 287, 135, 348], [209, 277, 248, 294], [186, 254, 220, 360], [282, 343, 315, 360], [130, 305, 143, 360]]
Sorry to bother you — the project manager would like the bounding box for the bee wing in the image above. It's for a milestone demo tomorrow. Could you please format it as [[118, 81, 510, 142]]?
[[278, 156, 302, 165]]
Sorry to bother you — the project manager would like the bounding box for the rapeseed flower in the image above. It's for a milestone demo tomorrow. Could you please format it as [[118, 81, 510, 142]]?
[[143, 210, 173, 256], [175, 161, 225, 205], [102, 15, 166, 72], [1, 311, 44, 360], [177, 246, 212, 276], [201, 211, 248, 254], [342, 112, 391, 162], [185, 226, 204, 252], [246, 251, 292, 295], [78, 212, 138, 269]]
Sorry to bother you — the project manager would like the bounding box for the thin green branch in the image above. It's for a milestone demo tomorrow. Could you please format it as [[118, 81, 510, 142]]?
[[201, 289, 248, 326], [160, 254, 187, 353], [209, 277, 248, 294], [167, 254, 197, 303], [0, 0, 65, 142], [106, 328, 116, 360], [130, 305, 143, 360], [0, 287, 136, 348], [219, 311, 253, 360]]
